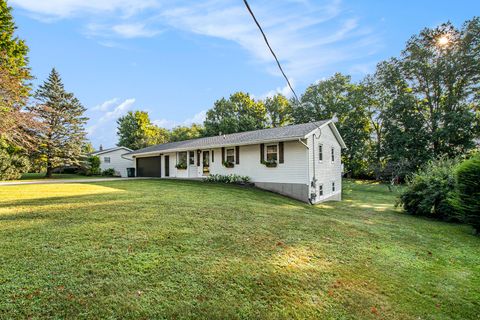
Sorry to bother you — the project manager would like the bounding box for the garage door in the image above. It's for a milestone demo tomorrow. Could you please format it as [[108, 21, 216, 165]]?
[[136, 156, 161, 177]]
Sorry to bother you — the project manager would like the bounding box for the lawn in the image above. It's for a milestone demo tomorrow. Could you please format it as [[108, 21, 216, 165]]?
[[0, 180, 478, 319], [14, 172, 117, 181]]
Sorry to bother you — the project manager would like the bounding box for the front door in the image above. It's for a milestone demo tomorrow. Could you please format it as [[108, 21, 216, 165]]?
[[202, 151, 210, 176], [164, 155, 170, 177]]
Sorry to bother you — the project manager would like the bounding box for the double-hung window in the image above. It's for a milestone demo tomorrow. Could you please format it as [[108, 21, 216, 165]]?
[[332, 181, 336, 192], [266, 144, 278, 162], [318, 144, 323, 162], [331, 147, 335, 162], [226, 148, 235, 163], [178, 152, 187, 165], [104, 157, 110, 163], [318, 184, 323, 196], [189, 151, 195, 165]]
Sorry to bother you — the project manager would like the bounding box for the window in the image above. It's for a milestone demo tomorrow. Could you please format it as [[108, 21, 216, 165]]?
[[318, 144, 323, 162], [318, 184, 323, 196], [226, 148, 235, 163], [331, 147, 335, 162], [104, 157, 110, 163], [178, 152, 187, 165], [189, 151, 195, 165], [266, 144, 278, 162], [332, 181, 335, 192]]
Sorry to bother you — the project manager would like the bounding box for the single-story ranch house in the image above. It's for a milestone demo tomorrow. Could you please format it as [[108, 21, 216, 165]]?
[[127, 120, 346, 204], [90, 146, 134, 177]]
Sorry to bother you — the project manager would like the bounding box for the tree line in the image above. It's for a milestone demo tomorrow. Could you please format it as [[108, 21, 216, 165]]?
[[119, 17, 479, 181], [1, 0, 478, 182]]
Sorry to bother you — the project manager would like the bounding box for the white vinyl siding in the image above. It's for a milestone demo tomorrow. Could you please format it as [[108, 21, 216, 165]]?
[[97, 148, 134, 177]]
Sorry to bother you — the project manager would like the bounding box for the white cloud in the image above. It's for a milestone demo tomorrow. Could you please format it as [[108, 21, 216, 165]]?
[[10, 0, 158, 19], [111, 23, 162, 38], [91, 97, 119, 111], [261, 82, 295, 99], [153, 110, 206, 129], [87, 98, 135, 136]]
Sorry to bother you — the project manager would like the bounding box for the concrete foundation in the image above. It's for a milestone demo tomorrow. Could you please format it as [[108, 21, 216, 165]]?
[[255, 182, 310, 203]]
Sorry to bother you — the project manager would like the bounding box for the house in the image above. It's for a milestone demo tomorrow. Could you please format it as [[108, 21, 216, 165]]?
[[127, 120, 346, 204], [90, 146, 134, 177]]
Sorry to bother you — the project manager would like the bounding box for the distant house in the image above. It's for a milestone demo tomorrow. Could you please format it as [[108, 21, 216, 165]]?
[[90, 146, 134, 177], [127, 120, 346, 204]]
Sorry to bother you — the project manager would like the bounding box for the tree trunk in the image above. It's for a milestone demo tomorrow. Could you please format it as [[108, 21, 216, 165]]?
[[46, 161, 53, 178]]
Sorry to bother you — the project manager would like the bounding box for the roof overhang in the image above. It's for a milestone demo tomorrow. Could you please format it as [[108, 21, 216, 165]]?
[[303, 120, 347, 149], [91, 146, 133, 156]]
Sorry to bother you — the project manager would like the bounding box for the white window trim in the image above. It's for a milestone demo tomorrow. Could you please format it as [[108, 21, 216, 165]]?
[[177, 151, 188, 166], [318, 143, 323, 162], [104, 157, 110, 163], [265, 143, 279, 162], [226, 148, 235, 163]]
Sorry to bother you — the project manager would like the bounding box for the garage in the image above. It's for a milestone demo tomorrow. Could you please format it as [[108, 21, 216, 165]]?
[[136, 156, 161, 177]]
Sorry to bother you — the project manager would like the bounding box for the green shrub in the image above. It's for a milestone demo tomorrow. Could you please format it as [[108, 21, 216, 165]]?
[[454, 153, 480, 233], [399, 157, 458, 221], [0, 146, 30, 181], [86, 156, 101, 175], [205, 174, 250, 184], [101, 168, 117, 176]]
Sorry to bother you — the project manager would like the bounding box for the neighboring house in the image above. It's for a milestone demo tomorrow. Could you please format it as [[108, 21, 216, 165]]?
[[127, 120, 346, 204], [90, 146, 134, 177]]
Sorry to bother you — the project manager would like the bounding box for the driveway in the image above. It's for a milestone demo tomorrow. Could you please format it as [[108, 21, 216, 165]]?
[[0, 177, 154, 186]]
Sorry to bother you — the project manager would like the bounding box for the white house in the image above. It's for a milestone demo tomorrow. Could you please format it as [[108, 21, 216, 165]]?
[[127, 120, 346, 204], [90, 146, 134, 177]]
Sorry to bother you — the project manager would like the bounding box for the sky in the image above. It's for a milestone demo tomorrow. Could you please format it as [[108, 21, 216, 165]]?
[[9, 0, 480, 148]]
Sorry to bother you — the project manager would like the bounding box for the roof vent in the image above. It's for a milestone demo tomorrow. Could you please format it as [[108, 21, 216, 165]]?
[[99, 144, 103, 151]]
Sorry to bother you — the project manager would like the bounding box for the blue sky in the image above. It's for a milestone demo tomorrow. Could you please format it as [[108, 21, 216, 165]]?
[[10, 0, 479, 148]]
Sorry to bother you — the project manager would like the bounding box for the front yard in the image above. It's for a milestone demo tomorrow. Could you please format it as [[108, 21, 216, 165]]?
[[0, 180, 478, 319]]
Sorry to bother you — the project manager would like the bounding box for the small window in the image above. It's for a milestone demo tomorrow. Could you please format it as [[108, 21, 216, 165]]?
[[318, 144, 323, 162], [332, 181, 335, 192], [331, 147, 335, 162], [226, 148, 235, 163], [266, 144, 278, 162], [189, 151, 195, 165], [104, 157, 110, 163], [318, 184, 323, 196], [178, 152, 187, 165]]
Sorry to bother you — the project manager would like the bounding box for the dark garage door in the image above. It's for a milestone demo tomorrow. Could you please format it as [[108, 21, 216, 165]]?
[[136, 156, 161, 177]]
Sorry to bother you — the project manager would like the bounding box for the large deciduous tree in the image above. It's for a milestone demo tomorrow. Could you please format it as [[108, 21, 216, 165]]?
[[292, 73, 372, 177], [117, 110, 169, 150], [169, 124, 204, 142], [264, 94, 292, 127], [400, 18, 479, 157], [29, 69, 88, 178], [204, 92, 267, 136]]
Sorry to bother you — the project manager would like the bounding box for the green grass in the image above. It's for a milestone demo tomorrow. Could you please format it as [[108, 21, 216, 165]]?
[[0, 180, 478, 319], [12, 172, 117, 181]]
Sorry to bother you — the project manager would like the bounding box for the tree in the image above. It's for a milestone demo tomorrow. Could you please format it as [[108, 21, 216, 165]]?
[[264, 94, 292, 127], [400, 18, 479, 157], [169, 124, 204, 142], [204, 92, 267, 136], [117, 110, 169, 150], [28, 69, 88, 178], [292, 73, 372, 177]]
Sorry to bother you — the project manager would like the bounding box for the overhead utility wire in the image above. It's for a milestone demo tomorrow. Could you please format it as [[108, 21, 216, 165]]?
[[242, 0, 300, 102]]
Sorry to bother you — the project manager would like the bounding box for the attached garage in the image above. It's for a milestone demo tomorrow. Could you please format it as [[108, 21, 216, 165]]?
[[136, 156, 161, 177]]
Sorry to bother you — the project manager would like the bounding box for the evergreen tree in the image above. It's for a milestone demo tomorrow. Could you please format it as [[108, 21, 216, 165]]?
[[29, 69, 88, 177]]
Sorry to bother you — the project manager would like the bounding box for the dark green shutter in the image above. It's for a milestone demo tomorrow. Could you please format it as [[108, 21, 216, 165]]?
[[260, 144, 264, 163], [279, 142, 284, 163], [235, 146, 240, 164], [222, 147, 225, 162], [212, 150, 214, 163], [197, 150, 200, 166]]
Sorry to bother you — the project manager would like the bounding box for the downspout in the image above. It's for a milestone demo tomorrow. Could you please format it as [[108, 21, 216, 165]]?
[[298, 138, 314, 205], [308, 128, 322, 204]]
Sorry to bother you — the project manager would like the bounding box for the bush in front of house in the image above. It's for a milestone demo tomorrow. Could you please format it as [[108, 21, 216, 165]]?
[[399, 157, 458, 221], [205, 174, 250, 184], [101, 168, 118, 176], [453, 153, 480, 234], [80, 155, 101, 176]]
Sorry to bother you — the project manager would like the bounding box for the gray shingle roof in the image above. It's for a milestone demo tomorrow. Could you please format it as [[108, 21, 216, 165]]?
[[128, 120, 330, 156]]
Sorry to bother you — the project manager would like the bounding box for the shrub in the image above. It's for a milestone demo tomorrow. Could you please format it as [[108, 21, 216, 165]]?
[[454, 153, 480, 233], [399, 157, 458, 221], [205, 174, 250, 184], [0, 146, 30, 181], [175, 163, 187, 170], [101, 168, 118, 176], [223, 161, 235, 168], [261, 160, 277, 168], [86, 156, 101, 175]]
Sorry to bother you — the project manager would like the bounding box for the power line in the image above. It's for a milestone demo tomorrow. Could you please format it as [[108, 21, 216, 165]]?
[[242, 0, 299, 102]]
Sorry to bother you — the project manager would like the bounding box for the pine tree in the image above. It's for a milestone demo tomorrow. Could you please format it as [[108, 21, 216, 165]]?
[[29, 69, 88, 177]]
